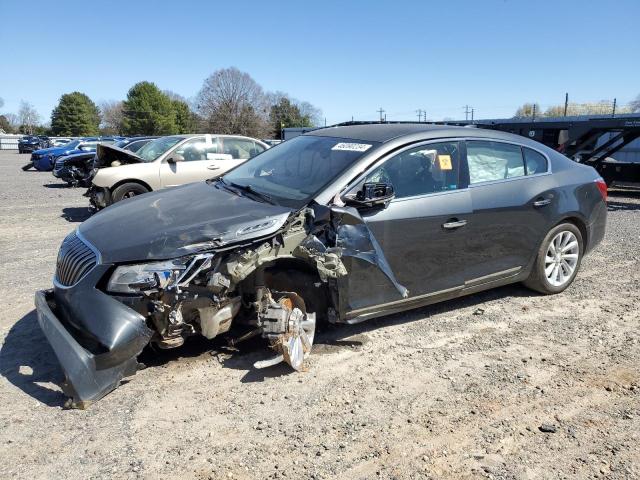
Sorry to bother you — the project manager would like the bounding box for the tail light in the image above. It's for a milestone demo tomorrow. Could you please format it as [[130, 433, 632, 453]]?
[[595, 178, 607, 202]]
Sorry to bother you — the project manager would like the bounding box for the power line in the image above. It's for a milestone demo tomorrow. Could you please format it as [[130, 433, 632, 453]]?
[[463, 105, 472, 121]]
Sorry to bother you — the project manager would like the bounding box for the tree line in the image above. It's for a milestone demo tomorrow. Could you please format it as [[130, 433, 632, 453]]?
[[513, 99, 638, 119], [0, 67, 321, 138]]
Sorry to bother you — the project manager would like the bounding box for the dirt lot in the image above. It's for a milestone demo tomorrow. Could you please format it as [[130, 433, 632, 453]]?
[[0, 150, 638, 479]]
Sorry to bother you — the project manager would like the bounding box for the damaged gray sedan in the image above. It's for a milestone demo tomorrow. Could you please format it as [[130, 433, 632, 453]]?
[[35, 124, 607, 407]]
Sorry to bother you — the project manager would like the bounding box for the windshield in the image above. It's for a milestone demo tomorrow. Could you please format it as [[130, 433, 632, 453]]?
[[62, 140, 81, 149], [222, 135, 379, 208], [135, 136, 183, 162]]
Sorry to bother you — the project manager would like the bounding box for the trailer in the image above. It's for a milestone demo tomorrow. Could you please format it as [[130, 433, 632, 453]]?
[[328, 114, 640, 186], [430, 114, 640, 186]]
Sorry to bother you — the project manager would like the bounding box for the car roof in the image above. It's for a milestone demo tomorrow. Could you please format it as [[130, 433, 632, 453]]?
[[305, 123, 537, 145]]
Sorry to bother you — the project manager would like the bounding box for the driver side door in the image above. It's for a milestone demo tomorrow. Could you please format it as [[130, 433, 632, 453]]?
[[342, 141, 473, 315]]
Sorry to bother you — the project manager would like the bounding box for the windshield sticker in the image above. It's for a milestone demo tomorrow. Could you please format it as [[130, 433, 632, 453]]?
[[332, 142, 372, 152], [438, 154, 453, 170]]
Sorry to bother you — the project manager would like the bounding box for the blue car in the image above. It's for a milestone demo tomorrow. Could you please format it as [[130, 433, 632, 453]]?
[[24, 138, 108, 171]]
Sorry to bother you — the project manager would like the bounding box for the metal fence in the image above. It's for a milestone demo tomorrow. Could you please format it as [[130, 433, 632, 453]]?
[[0, 136, 20, 150]]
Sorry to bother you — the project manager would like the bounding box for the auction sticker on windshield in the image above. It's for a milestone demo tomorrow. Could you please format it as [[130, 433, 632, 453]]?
[[331, 142, 373, 152]]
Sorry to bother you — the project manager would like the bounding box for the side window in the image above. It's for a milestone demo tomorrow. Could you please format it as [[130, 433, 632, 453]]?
[[79, 142, 98, 151], [523, 148, 548, 175], [365, 141, 461, 199], [175, 137, 218, 161], [222, 138, 256, 160], [252, 142, 266, 157], [466, 141, 525, 184]]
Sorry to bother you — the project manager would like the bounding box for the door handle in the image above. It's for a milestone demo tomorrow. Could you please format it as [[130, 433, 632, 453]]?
[[533, 198, 551, 207], [207, 165, 220, 170], [442, 219, 467, 230]]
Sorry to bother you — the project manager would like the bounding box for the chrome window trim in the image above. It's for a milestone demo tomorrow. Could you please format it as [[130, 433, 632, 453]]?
[[465, 138, 552, 187], [389, 186, 469, 204]]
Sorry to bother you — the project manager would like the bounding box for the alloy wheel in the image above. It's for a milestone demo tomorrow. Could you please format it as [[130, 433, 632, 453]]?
[[544, 231, 580, 287]]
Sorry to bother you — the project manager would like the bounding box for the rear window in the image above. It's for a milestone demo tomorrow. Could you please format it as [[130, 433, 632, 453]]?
[[466, 141, 525, 184], [523, 147, 548, 175]]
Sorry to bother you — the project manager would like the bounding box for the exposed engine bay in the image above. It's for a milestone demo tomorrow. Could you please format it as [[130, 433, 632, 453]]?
[[116, 204, 405, 372], [36, 202, 408, 408], [54, 153, 97, 187]]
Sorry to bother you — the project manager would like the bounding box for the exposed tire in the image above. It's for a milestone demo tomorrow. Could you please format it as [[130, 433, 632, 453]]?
[[111, 182, 149, 203], [523, 222, 584, 294]]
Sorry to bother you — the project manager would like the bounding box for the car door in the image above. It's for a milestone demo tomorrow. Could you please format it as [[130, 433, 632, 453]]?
[[158, 136, 227, 188], [463, 139, 556, 283], [220, 137, 263, 168], [343, 140, 473, 311]]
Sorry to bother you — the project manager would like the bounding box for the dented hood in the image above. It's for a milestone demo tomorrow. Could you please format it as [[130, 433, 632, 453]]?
[[94, 143, 143, 168], [79, 181, 293, 263]]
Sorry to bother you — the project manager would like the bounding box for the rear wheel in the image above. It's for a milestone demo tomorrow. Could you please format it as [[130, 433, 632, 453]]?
[[111, 182, 149, 203], [523, 222, 583, 294]]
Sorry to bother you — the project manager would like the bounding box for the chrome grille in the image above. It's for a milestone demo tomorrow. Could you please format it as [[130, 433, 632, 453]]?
[[55, 232, 97, 286]]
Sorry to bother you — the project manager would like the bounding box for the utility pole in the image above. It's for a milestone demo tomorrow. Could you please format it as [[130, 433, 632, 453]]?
[[612, 98, 617, 117], [532, 104, 537, 120], [416, 109, 423, 122], [423, 111, 427, 122], [471, 108, 474, 122], [564, 92, 569, 117], [463, 105, 471, 121], [377, 108, 385, 122]]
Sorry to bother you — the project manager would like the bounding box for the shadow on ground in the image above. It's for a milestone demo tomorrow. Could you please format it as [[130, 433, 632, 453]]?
[[61, 207, 92, 222], [1, 283, 536, 405], [0, 310, 67, 407], [43, 183, 69, 189]]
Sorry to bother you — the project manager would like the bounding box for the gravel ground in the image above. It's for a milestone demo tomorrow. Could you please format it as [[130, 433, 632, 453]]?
[[0, 150, 638, 480]]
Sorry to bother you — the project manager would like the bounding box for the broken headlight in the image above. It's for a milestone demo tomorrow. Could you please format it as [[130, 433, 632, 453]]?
[[107, 259, 189, 293]]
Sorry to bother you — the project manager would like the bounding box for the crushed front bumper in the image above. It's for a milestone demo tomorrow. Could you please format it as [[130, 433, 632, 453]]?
[[35, 289, 153, 408], [85, 185, 111, 210]]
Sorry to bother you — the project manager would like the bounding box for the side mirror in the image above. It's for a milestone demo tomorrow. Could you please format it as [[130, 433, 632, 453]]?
[[344, 182, 395, 208], [167, 154, 185, 164]]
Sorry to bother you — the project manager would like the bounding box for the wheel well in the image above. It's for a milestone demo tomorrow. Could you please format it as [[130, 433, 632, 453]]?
[[263, 259, 332, 323], [110, 179, 152, 193], [557, 216, 588, 248]]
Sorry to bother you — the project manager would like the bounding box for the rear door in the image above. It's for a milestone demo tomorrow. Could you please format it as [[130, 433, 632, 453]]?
[[159, 136, 225, 188], [220, 137, 264, 167], [345, 140, 473, 310], [463, 140, 556, 282]]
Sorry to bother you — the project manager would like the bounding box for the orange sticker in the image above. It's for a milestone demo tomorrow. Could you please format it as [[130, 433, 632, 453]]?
[[438, 154, 452, 170]]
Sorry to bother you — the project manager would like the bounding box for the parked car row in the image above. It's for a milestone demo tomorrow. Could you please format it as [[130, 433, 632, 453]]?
[[22, 136, 124, 172], [52, 136, 159, 186], [18, 135, 51, 153], [33, 123, 607, 407]]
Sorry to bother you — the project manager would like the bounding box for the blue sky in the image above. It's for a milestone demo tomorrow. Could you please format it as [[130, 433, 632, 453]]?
[[1, 0, 638, 125]]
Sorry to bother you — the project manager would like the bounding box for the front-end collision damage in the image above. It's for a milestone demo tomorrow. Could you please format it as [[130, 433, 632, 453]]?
[[37, 202, 408, 407], [35, 289, 153, 409]]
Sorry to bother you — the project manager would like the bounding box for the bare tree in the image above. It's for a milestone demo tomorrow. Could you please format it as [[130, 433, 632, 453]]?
[[18, 100, 41, 134], [0, 97, 4, 110], [513, 103, 541, 118], [630, 94, 640, 113], [195, 67, 270, 138], [100, 100, 125, 134], [297, 100, 322, 127], [4, 113, 20, 131]]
